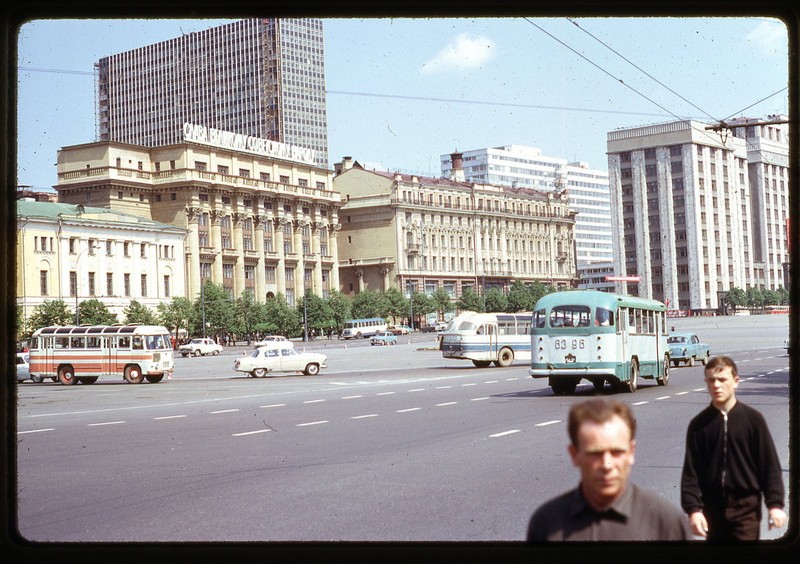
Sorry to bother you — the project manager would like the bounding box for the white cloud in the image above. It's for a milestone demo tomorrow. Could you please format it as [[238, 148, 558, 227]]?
[[746, 20, 786, 54], [420, 33, 495, 75]]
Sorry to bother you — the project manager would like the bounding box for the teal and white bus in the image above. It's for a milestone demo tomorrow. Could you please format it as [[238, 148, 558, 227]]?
[[340, 317, 388, 339], [440, 311, 531, 367], [530, 290, 669, 395]]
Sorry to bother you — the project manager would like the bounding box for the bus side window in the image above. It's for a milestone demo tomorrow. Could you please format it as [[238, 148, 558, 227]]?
[[595, 308, 613, 326], [87, 336, 101, 349], [118, 336, 130, 349], [55, 337, 68, 349], [132, 337, 144, 350], [71, 337, 85, 349]]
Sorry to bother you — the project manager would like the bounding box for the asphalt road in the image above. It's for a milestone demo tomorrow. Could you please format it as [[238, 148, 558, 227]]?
[[11, 314, 792, 546]]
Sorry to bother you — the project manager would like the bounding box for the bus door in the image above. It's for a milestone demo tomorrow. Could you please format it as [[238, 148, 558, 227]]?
[[618, 307, 629, 368], [484, 324, 497, 357], [103, 336, 116, 376]]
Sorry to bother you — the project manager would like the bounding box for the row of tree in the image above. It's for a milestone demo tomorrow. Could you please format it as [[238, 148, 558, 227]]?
[[18, 281, 785, 343], [17, 280, 558, 344]]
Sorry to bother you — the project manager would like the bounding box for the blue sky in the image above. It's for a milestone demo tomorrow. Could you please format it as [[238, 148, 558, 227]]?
[[16, 17, 789, 190]]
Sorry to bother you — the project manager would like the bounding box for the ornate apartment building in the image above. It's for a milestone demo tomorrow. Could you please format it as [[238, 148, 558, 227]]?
[[333, 154, 578, 299], [606, 118, 788, 311], [55, 125, 342, 306]]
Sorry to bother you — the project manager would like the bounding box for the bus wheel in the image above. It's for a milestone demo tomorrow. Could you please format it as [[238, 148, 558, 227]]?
[[31, 374, 43, 383], [551, 379, 578, 395], [145, 375, 164, 383], [657, 355, 670, 386], [124, 365, 144, 384], [472, 360, 492, 368], [496, 348, 514, 367], [355, 332, 363, 339], [78, 376, 98, 385], [58, 366, 76, 386], [253, 368, 268, 378], [625, 359, 639, 393]]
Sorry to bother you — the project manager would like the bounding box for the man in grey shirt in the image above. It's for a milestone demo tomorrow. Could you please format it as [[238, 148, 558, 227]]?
[[527, 398, 690, 541]]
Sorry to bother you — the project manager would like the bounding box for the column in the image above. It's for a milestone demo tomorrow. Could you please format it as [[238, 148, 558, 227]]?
[[254, 214, 266, 301], [185, 207, 202, 299]]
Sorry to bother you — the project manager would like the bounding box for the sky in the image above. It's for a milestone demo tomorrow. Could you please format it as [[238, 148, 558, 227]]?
[[15, 16, 789, 191]]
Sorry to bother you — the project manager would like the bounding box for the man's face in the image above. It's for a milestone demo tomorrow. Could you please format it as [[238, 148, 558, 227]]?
[[704, 366, 739, 408], [568, 415, 635, 509]]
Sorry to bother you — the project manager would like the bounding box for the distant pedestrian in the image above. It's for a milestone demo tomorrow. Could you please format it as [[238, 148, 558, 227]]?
[[527, 398, 690, 541], [681, 355, 786, 541]]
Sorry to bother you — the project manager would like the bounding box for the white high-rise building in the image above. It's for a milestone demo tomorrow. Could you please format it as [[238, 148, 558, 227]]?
[[96, 18, 329, 167], [441, 145, 613, 290]]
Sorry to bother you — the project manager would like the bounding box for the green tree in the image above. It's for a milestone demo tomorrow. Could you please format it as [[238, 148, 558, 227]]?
[[17, 305, 32, 341], [529, 281, 555, 307], [326, 290, 352, 335], [456, 287, 483, 313], [725, 287, 747, 313], [77, 298, 118, 325], [28, 299, 73, 330], [762, 289, 780, 306], [351, 289, 388, 320], [264, 294, 301, 338], [431, 287, 454, 320], [777, 286, 790, 305], [157, 296, 193, 345], [411, 292, 436, 327], [123, 299, 157, 324], [298, 292, 334, 339], [507, 280, 534, 312], [484, 288, 508, 312], [193, 281, 234, 339], [746, 287, 764, 310], [233, 290, 263, 342], [383, 287, 408, 324]]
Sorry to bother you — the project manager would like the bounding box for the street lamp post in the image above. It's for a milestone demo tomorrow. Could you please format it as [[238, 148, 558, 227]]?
[[74, 244, 99, 325], [407, 282, 415, 331], [303, 292, 309, 342]]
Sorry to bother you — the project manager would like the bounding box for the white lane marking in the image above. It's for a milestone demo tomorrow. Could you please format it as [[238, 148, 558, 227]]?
[[303, 399, 326, 404], [342, 395, 363, 400], [675, 391, 689, 396], [436, 402, 457, 407], [490, 429, 521, 438], [210, 409, 240, 414], [655, 396, 671, 401], [296, 420, 328, 427], [154, 415, 187, 420], [232, 429, 272, 437], [505, 378, 517, 381], [376, 392, 395, 396], [397, 407, 421, 413], [461, 383, 477, 387], [484, 380, 499, 384], [88, 421, 125, 427], [471, 397, 490, 402], [534, 420, 561, 427], [18, 428, 55, 434], [436, 386, 452, 389], [408, 388, 425, 392], [352, 414, 379, 419], [632, 401, 648, 406], [260, 403, 286, 408], [693, 388, 706, 392]]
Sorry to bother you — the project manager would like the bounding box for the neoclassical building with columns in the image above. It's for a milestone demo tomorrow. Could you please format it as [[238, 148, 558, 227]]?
[[55, 125, 342, 306]]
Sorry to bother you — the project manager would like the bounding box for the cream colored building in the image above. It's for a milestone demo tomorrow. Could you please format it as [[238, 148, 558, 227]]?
[[16, 200, 186, 321], [332, 155, 577, 299], [55, 125, 342, 306]]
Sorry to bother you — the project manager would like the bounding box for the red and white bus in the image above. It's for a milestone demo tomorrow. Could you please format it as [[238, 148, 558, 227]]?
[[28, 325, 174, 385]]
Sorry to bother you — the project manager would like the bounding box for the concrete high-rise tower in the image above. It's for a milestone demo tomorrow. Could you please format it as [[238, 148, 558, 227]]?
[[96, 18, 328, 167]]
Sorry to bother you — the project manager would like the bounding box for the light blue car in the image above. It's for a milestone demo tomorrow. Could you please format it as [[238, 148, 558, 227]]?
[[370, 331, 397, 346], [668, 333, 710, 367]]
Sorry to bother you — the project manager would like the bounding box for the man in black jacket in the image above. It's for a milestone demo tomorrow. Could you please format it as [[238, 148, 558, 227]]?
[[681, 355, 786, 541]]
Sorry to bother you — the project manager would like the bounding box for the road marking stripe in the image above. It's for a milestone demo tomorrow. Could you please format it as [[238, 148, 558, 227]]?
[[303, 399, 326, 404], [484, 380, 499, 384], [471, 397, 490, 402], [535, 420, 561, 427], [675, 391, 689, 396], [296, 420, 328, 427], [397, 407, 421, 413], [211, 409, 240, 414], [436, 385, 452, 389], [632, 401, 648, 406], [232, 429, 272, 437], [376, 392, 395, 396], [505, 378, 517, 381], [408, 388, 425, 392], [490, 430, 521, 438], [260, 403, 286, 408], [655, 396, 671, 400], [342, 395, 363, 399], [154, 415, 187, 420], [352, 414, 379, 419], [436, 402, 457, 407], [88, 421, 125, 426], [18, 428, 55, 434], [693, 388, 706, 392], [461, 383, 477, 387]]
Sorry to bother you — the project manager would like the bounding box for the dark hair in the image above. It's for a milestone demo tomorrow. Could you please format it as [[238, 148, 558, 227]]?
[[568, 398, 636, 446], [704, 355, 738, 378]]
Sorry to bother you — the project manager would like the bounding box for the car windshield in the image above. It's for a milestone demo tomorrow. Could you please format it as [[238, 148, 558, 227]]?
[[668, 336, 687, 344]]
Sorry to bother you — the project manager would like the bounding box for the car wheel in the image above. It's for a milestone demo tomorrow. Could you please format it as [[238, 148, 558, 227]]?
[[212, 350, 220, 356], [688, 356, 695, 367], [194, 349, 202, 357], [304, 363, 320, 376], [701, 351, 709, 365], [182, 353, 189, 358], [31, 374, 44, 383], [253, 368, 268, 378], [672, 360, 679, 368]]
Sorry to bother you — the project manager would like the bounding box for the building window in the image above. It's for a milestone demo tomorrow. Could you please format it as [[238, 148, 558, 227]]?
[[164, 275, 170, 298], [40, 270, 48, 296], [140, 274, 147, 297], [88, 272, 95, 296], [124, 273, 131, 297], [265, 266, 276, 282], [140, 243, 147, 258], [69, 271, 77, 297], [69, 238, 77, 254], [107, 273, 113, 296]]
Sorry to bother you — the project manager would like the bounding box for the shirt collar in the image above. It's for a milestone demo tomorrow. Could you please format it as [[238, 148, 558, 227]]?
[[569, 483, 634, 520]]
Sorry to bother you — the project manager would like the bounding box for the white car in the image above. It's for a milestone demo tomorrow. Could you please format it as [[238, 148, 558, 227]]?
[[234, 344, 327, 377], [179, 338, 223, 357], [254, 335, 290, 347]]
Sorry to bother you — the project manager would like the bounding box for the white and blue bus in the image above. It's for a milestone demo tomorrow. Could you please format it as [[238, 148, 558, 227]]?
[[530, 290, 669, 394], [440, 311, 532, 367], [340, 317, 388, 339]]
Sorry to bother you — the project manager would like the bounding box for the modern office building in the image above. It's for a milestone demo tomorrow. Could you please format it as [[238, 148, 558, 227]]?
[[606, 119, 786, 312], [441, 145, 614, 291], [96, 18, 329, 167], [16, 200, 186, 322], [54, 124, 341, 307], [334, 154, 578, 301]]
